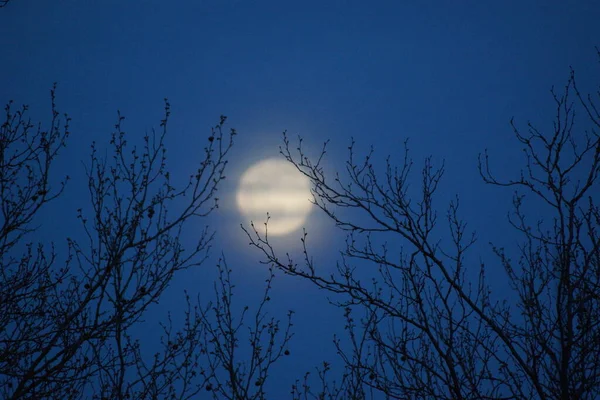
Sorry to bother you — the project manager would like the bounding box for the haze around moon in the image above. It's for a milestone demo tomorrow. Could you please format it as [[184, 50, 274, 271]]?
[[236, 158, 312, 236]]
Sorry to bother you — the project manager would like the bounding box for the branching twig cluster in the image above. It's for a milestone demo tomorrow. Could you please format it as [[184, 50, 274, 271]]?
[[245, 54, 600, 399], [0, 90, 256, 400]]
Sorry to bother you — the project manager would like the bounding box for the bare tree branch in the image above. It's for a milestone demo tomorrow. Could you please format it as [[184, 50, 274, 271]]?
[[246, 53, 600, 400]]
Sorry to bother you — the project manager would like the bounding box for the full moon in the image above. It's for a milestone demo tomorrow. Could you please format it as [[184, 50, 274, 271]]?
[[237, 158, 312, 236]]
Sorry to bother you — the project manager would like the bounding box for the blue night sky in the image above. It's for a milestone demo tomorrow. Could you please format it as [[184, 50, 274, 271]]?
[[2, 0, 599, 397]]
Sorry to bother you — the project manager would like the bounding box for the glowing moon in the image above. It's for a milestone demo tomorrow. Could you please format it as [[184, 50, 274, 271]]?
[[237, 158, 312, 236]]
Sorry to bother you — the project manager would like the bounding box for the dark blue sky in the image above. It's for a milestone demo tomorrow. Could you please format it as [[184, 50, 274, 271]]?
[[2, 1, 599, 397]]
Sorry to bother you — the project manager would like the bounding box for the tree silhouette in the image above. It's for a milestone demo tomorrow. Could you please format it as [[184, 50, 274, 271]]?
[[0, 87, 294, 400], [246, 53, 600, 399], [199, 256, 294, 400]]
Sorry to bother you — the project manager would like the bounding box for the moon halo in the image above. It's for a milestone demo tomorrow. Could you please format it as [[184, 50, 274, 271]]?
[[236, 158, 312, 236]]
